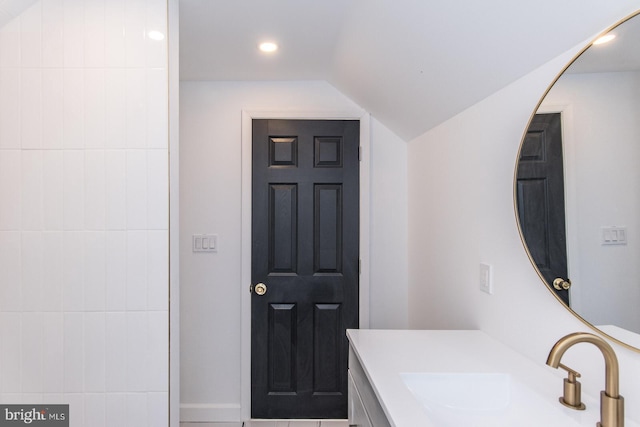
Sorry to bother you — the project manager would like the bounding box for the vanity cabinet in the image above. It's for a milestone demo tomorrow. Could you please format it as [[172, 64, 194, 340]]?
[[348, 347, 391, 427], [345, 329, 629, 427]]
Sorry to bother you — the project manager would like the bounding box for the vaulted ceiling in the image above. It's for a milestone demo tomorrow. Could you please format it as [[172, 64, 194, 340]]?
[[180, 0, 640, 141]]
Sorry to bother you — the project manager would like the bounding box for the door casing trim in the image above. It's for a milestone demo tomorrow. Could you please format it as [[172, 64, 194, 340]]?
[[240, 110, 371, 420]]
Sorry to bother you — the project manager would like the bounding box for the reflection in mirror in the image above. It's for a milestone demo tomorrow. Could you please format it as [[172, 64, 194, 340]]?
[[516, 10, 640, 351]]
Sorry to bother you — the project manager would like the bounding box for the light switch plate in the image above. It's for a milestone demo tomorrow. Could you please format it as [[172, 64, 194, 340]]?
[[480, 263, 492, 294], [193, 234, 217, 252], [601, 226, 627, 245]]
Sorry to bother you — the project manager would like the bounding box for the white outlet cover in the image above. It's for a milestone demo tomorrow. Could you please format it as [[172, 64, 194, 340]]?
[[480, 263, 492, 294]]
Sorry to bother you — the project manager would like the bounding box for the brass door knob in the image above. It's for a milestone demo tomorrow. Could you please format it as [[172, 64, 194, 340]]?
[[553, 278, 571, 291], [254, 283, 267, 296]]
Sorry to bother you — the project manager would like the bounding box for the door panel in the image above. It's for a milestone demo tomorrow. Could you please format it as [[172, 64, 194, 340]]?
[[269, 184, 297, 273], [516, 113, 569, 305], [251, 119, 359, 419]]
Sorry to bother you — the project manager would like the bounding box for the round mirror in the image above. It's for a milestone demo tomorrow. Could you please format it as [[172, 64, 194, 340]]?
[[515, 10, 640, 352]]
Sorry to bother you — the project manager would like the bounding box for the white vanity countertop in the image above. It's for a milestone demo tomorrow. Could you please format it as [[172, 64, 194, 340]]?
[[347, 329, 638, 427]]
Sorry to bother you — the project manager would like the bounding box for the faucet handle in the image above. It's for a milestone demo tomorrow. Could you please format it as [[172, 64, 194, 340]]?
[[558, 363, 586, 410]]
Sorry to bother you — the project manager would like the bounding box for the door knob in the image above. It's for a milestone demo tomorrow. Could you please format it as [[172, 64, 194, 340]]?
[[253, 282, 267, 296], [553, 277, 571, 290]]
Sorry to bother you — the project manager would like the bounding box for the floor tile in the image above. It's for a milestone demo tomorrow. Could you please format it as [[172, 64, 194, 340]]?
[[179, 420, 347, 427], [180, 423, 242, 427], [320, 421, 348, 427], [289, 422, 319, 427]]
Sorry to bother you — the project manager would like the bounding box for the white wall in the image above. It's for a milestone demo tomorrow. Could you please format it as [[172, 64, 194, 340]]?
[[369, 119, 408, 329], [0, 1, 169, 426], [407, 21, 640, 425], [179, 80, 408, 421], [541, 71, 640, 333]]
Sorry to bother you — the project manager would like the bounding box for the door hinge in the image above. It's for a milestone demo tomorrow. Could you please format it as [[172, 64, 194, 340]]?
[[358, 146, 362, 161]]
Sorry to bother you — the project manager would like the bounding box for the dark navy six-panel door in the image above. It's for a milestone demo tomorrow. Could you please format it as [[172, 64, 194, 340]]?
[[251, 119, 360, 419]]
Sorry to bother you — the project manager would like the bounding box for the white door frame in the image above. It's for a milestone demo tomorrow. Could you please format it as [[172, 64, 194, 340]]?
[[240, 109, 371, 420]]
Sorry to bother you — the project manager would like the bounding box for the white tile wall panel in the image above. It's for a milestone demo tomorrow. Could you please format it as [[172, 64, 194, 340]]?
[[64, 393, 85, 427], [125, 68, 147, 149], [42, 232, 63, 311], [0, 150, 21, 229], [42, 69, 64, 149], [147, 311, 168, 391], [105, 313, 127, 392], [62, 0, 84, 68], [126, 150, 147, 228], [84, 150, 106, 230], [0, 18, 20, 67], [147, 149, 168, 229], [63, 150, 85, 229], [105, 150, 127, 229], [126, 312, 148, 392], [147, 69, 168, 148], [21, 312, 42, 392], [0, 232, 21, 311], [62, 231, 84, 311], [104, 0, 125, 68], [0, 1, 169, 425], [126, 392, 148, 426], [63, 69, 85, 149], [42, 393, 65, 404], [105, 231, 126, 311], [84, 393, 106, 427], [0, 394, 23, 404], [148, 392, 169, 426], [20, 151, 43, 230], [126, 230, 147, 311], [41, 312, 64, 392], [63, 313, 84, 392], [42, 0, 64, 68], [20, 3, 42, 68], [84, 312, 106, 392], [20, 69, 42, 149], [147, 32, 167, 70], [147, 230, 168, 311], [84, 231, 106, 311], [146, 0, 167, 69], [105, 393, 127, 426], [42, 151, 64, 229], [83, 0, 105, 68], [124, 0, 146, 68], [21, 231, 43, 311], [105, 70, 126, 149], [0, 68, 21, 149], [84, 69, 106, 149]]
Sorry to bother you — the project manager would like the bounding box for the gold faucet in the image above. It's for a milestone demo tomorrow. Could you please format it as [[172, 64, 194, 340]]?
[[546, 332, 624, 427]]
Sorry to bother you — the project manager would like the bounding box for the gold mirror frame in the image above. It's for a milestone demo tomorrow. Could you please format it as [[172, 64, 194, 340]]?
[[514, 9, 640, 353]]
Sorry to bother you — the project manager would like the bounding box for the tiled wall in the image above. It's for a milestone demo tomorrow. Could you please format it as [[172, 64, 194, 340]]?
[[0, 1, 169, 426]]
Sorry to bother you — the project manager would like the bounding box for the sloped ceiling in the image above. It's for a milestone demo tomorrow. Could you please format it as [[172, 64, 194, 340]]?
[[180, 0, 639, 141]]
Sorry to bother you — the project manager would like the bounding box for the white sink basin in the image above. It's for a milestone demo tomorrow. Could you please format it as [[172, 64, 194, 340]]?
[[400, 372, 583, 427], [400, 372, 511, 412]]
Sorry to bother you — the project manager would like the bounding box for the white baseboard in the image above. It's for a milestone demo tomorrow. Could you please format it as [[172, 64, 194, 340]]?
[[180, 403, 242, 422]]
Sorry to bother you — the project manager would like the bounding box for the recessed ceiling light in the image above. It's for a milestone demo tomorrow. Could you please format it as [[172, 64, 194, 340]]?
[[593, 34, 615, 45], [259, 42, 278, 53], [148, 30, 165, 41]]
